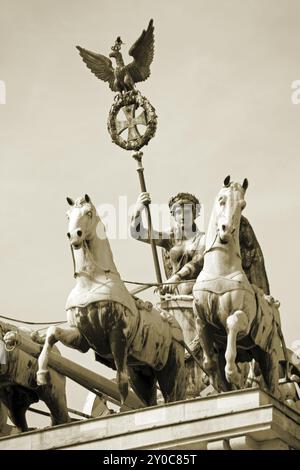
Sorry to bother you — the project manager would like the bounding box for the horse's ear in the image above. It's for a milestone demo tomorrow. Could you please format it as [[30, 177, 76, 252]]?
[[85, 194, 90, 203], [223, 175, 231, 187], [66, 197, 74, 206], [242, 178, 248, 191]]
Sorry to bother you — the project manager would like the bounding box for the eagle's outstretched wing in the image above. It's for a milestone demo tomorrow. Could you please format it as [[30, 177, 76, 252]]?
[[126, 19, 154, 83], [239, 215, 270, 294], [76, 46, 115, 91]]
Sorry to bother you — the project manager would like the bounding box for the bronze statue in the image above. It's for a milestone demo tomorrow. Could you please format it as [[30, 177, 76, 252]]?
[[77, 20, 157, 151], [76, 19, 154, 93], [130, 192, 205, 295], [130, 189, 273, 398], [193, 177, 283, 397], [0, 321, 70, 433], [36, 195, 186, 406], [130, 191, 270, 296], [130, 191, 207, 398]]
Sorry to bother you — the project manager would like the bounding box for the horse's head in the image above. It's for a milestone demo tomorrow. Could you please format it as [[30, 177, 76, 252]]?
[[215, 175, 248, 244], [66, 194, 99, 250]]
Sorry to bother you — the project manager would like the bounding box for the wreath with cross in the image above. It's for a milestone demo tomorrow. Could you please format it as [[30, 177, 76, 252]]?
[[107, 91, 157, 151]]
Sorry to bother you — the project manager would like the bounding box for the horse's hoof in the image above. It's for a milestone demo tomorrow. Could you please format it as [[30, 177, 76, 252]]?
[[225, 366, 240, 385], [36, 370, 49, 386], [203, 357, 216, 373]]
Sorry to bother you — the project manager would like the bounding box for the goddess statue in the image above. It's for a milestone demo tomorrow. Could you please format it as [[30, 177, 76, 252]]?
[[130, 192, 205, 294]]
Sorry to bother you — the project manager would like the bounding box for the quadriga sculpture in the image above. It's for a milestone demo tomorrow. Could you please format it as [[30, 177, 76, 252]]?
[[37, 195, 186, 406], [193, 177, 283, 398], [0, 321, 70, 432]]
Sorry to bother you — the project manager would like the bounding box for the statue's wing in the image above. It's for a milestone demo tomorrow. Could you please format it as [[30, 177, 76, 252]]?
[[76, 46, 115, 90], [162, 248, 173, 280], [239, 216, 270, 294], [126, 19, 154, 83]]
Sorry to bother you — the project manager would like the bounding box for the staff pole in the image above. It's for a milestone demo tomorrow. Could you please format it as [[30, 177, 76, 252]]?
[[132, 151, 163, 286]]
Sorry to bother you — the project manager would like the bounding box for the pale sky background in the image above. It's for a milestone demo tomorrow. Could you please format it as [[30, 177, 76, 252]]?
[[1, 0, 300, 427]]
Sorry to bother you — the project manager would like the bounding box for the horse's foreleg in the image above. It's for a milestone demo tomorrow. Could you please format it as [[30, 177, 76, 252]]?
[[225, 310, 248, 386], [193, 301, 222, 391], [37, 325, 59, 385], [266, 334, 281, 399], [193, 301, 216, 372], [37, 325, 88, 385], [109, 329, 129, 405]]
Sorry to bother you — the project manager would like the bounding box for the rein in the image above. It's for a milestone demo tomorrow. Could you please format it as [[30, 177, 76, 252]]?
[[70, 240, 118, 281], [69, 240, 196, 287], [203, 227, 241, 259], [203, 230, 218, 256]]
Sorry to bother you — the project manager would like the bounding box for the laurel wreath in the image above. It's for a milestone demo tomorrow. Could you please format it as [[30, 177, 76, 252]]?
[[107, 91, 157, 151]]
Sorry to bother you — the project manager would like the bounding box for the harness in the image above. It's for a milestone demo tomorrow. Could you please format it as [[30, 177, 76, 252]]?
[[194, 270, 254, 296]]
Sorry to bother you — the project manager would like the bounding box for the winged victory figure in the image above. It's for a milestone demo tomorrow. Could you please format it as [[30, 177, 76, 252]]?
[[76, 19, 154, 93]]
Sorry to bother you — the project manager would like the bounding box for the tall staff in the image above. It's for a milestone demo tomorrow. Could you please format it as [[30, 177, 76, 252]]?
[[132, 152, 162, 285], [77, 19, 161, 283]]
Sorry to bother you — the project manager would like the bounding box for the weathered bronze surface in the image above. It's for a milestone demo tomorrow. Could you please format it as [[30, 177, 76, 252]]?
[[77, 19, 154, 93], [193, 177, 284, 397], [108, 91, 157, 151], [0, 321, 70, 433], [36, 195, 187, 407], [77, 20, 157, 151]]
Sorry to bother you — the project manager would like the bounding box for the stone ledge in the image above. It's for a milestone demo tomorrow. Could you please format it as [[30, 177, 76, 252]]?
[[0, 388, 299, 450]]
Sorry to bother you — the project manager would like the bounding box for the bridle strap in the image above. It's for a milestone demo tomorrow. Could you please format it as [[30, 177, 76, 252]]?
[[203, 228, 241, 259], [69, 240, 118, 282], [70, 244, 77, 278], [203, 230, 218, 256]]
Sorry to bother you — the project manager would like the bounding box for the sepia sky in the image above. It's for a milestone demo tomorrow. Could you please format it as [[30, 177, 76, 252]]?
[[1, 0, 300, 424]]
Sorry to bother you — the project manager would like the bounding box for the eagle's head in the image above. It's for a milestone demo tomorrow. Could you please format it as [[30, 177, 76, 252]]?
[[109, 36, 124, 57]]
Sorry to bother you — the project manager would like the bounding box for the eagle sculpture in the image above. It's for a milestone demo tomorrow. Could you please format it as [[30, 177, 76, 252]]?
[[76, 19, 154, 93]]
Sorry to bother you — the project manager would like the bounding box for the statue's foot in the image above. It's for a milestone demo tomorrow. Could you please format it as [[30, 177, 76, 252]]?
[[36, 370, 49, 386]]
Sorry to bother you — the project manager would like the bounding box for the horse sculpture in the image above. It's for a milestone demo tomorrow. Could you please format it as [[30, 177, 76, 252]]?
[[37, 195, 186, 406], [0, 321, 70, 433], [193, 177, 282, 398]]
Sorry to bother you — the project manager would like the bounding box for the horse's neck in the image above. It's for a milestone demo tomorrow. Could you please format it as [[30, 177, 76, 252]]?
[[89, 236, 119, 273], [74, 232, 120, 280], [203, 209, 242, 276]]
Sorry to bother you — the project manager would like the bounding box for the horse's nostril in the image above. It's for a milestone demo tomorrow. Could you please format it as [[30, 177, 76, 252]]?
[[222, 225, 226, 231], [77, 230, 82, 237], [67, 232, 71, 239]]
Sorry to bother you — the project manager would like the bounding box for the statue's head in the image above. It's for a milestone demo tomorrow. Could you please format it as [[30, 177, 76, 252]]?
[[169, 192, 201, 232]]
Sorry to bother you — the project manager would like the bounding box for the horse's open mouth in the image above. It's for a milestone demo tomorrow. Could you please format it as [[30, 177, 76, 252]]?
[[72, 242, 82, 250], [219, 228, 235, 244], [219, 234, 229, 244]]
